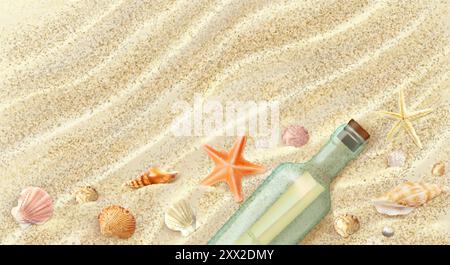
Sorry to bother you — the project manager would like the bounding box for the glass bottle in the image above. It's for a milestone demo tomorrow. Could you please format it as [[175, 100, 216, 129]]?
[[208, 119, 370, 245]]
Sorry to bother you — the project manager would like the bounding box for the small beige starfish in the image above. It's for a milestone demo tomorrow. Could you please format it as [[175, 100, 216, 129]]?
[[379, 88, 433, 149]]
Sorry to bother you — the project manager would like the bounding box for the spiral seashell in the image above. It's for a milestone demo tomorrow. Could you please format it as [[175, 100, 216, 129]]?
[[431, 161, 445, 177], [334, 214, 360, 238], [372, 181, 442, 216], [98, 205, 136, 239], [74, 186, 98, 204], [281, 125, 309, 147], [164, 199, 196, 237], [124, 167, 177, 189], [11, 187, 53, 228], [387, 150, 406, 167]]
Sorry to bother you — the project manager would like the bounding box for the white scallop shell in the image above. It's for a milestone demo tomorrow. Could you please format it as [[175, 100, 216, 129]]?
[[164, 199, 196, 237], [11, 187, 53, 228]]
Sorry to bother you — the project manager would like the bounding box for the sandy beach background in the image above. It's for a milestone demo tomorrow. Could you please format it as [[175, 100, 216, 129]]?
[[0, 0, 449, 244]]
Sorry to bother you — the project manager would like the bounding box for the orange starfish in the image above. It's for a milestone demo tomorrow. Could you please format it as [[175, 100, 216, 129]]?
[[201, 136, 266, 202]]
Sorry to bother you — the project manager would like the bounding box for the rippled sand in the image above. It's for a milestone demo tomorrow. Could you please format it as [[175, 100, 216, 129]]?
[[0, 0, 449, 244]]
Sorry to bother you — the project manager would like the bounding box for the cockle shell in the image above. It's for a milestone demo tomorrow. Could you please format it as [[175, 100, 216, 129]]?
[[431, 161, 445, 177], [387, 150, 406, 167], [98, 205, 136, 239], [11, 187, 53, 228], [334, 214, 360, 238], [372, 181, 442, 216], [281, 125, 309, 147], [124, 167, 177, 189], [74, 186, 98, 204], [164, 199, 196, 237]]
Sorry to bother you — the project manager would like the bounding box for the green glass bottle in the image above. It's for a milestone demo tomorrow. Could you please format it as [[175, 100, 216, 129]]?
[[208, 119, 370, 245]]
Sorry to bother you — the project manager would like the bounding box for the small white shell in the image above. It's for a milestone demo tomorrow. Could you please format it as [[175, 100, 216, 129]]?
[[382, 226, 394, 237], [164, 199, 196, 237], [11, 187, 53, 228], [74, 186, 98, 204], [334, 214, 360, 238], [387, 150, 406, 167], [431, 161, 445, 177]]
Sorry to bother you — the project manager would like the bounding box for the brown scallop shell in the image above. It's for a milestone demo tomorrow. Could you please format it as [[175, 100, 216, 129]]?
[[98, 205, 136, 239]]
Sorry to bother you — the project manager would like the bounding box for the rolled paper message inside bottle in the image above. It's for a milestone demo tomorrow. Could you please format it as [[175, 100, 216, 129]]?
[[209, 119, 370, 245]]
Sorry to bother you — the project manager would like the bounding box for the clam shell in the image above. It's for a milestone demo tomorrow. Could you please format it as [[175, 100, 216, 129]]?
[[372, 181, 442, 216], [431, 161, 445, 177], [98, 205, 136, 239], [281, 125, 309, 147], [74, 186, 98, 204], [334, 214, 360, 238], [11, 187, 53, 228], [164, 199, 196, 237]]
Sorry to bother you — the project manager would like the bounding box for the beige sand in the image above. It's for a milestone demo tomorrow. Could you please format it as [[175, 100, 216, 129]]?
[[0, 0, 449, 245]]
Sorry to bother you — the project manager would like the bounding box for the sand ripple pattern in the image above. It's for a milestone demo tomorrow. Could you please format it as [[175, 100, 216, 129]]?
[[0, 0, 449, 244]]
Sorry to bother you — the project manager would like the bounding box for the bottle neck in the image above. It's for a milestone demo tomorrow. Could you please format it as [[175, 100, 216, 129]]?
[[307, 123, 367, 186]]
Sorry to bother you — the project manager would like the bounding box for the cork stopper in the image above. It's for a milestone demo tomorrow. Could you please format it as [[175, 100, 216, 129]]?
[[347, 119, 370, 141]]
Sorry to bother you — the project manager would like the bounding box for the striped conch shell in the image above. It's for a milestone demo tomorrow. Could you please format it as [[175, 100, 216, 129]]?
[[164, 199, 196, 237], [372, 181, 442, 216], [98, 205, 136, 239], [123, 167, 177, 189], [11, 187, 53, 228]]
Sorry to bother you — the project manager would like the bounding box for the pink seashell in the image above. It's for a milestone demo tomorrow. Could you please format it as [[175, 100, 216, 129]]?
[[281, 125, 309, 147], [11, 187, 53, 228], [387, 150, 406, 167]]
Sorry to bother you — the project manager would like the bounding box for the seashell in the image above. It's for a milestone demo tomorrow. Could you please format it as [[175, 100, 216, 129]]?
[[387, 150, 406, 167], [98, 205, 136, 239], [333, 214, 360, 238], [164, 199, 196, 237], [281, 125, 309, 147], [74, 186, 98, 204], [382, 226, 394, 237], [124, 167, 177, 189], [11, 187, 53, 228], [372, 181, 442, 216], [431, 161, 445, 177]]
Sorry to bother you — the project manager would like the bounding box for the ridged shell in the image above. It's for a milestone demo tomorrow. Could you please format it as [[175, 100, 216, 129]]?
[[372, 181, 442, 216], [74, 186, 98, 204], [124, 167, 177, 189], [281, 125, 309, 147], [334, 214, 360, 238], [98, 205, 136, 239], [431, 161, 445, 177], [164, 199, 196, 237], [11, 187, 53, 228]]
